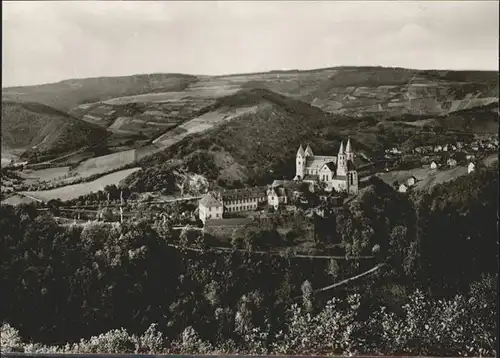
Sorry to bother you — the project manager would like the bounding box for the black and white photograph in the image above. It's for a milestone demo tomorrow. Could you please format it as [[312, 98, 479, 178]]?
[[1, 1, 498, 356]]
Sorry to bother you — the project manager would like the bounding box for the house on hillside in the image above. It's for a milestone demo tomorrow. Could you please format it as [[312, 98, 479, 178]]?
[[434, 145, 443, 153], [198, 193, 223, 224], [406, 176, 417, 187], [398, 184, 408, 193], [468, 162, 476, 174], [447, 158, 458, 168], [430, 161, 438, 169]]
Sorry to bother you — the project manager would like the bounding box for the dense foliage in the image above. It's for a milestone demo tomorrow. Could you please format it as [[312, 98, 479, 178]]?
[[0, 166, 497, 355]]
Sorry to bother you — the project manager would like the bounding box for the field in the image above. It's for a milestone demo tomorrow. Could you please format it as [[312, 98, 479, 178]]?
[[18, 166, 71, 183], [20, 167, 141, 202], [152, 105, 258, 146], [375, 165, 470, 191]]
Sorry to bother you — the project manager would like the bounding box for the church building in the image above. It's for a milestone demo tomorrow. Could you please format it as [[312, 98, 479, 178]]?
[[293, 138, 358, 194]]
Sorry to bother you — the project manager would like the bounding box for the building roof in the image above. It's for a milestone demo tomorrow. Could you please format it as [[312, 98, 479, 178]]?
[[345, 138, 352, 153], [199, 193, 223, 208], [297, 144, 305, 156], [204, 218, 253, 228], [305, 156, 337, 171], [221, 187, 266, 201], [305, 144, 314, 156], [321, 161, 337, 172], [338, 141, 344, 154]]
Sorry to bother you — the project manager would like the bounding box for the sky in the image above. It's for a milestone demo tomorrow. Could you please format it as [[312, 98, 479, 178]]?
[[2, 1, 499, 87]]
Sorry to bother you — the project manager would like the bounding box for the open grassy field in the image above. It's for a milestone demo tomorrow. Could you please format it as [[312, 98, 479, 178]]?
[[19, 167, 141, 202], [18, 166, 71, 183]]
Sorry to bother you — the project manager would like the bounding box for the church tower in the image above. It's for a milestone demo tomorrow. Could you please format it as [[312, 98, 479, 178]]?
[[345, 137, 354, 162], [336, 141, 346, 177], [305, 144, 314, 157], [296, 144, 306, 180]]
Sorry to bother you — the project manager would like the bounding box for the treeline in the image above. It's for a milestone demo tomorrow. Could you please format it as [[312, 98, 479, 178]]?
[[0, 166, 497, 355]]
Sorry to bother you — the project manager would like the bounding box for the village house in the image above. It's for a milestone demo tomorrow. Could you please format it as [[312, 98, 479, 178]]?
[[447, 158, 458, 167], [468, 162, 476, 174], [267, 186, 290, 210], [430, 161, 438, 169], [406, 176, 417, 187], [434, 145, 443, 153], [443, 145, 449, 152], [398, 183, 408, 193], [294, 138, 359, 194]]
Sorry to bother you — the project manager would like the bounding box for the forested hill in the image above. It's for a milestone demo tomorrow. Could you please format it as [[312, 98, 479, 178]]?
[[0, 166, 497, 356]]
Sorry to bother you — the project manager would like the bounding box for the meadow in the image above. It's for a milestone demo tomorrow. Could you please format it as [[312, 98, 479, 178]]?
[[20, 167, 141, 202]]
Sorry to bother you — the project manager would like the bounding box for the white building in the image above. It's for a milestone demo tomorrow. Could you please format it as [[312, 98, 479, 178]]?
[[430, 161, 438, 169], [267, 186, 289, 210], [398, 184, 408, 193], [198, 188, 267, 224], [294, 138, 358, 194], [468, 162, 476, 174], [447, 158, 457, 167], [198, 193, 223, 224], [406, 176, 417, 187]]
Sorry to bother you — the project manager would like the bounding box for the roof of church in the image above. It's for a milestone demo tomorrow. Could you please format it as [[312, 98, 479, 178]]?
[[199, 194, 222, 208], [305, 145, 314, 156], [297, 144, 305, 156], [346, 138, 352, 153], [305, 156, 337, 170], [322, 162, 337, 172], [338, 141, 344, 154]]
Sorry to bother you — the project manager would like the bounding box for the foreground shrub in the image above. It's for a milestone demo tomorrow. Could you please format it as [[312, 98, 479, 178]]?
[[1, 287, 496, 356]]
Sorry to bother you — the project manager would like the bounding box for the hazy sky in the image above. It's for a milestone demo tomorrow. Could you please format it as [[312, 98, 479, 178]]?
[[2, 1, 499, 87]]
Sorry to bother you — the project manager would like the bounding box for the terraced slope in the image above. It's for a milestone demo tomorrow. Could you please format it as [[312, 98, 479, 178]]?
[[4, 67, 497, 140], [1, 101, 109, 162], [2, 73, 199, 112]]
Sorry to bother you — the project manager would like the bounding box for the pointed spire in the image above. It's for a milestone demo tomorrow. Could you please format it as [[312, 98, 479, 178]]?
[[338, 141, 344, 155], [346, 137, 352, 153], [305, 144, 314, 156], [297, 144, 305, 156]]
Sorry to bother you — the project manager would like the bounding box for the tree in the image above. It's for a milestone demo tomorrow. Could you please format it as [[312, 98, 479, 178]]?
[[301, 280, 313, 313], [326, 259, 340, 280]]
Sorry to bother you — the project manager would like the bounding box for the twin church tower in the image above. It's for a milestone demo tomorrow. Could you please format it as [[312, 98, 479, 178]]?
[[293, 138, 358, 194]]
